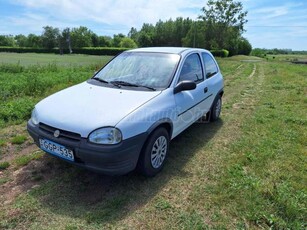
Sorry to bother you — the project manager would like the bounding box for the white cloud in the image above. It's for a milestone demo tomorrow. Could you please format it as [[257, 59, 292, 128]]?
[[11, 0, 206, 30], [253, 6, 288, 16]]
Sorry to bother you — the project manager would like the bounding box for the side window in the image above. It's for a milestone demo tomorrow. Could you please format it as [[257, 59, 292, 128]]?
[[178, 53, 204, 83], [202, 53, 218, 79]]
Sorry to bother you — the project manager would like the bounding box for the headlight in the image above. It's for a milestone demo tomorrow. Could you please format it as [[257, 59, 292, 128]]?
[[31, 108, 39, 125], [89, 127, 122, 144]]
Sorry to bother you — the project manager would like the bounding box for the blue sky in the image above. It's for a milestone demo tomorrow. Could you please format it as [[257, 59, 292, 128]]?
[[0, 0, 307, 50]]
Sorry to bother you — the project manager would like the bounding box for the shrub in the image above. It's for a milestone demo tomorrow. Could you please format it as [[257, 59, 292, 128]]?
[[210, 49, 229, 57], [0, 46, 129, 56]]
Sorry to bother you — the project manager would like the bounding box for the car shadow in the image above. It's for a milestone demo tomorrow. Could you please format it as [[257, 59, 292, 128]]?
[[27, 119, 224, 225]]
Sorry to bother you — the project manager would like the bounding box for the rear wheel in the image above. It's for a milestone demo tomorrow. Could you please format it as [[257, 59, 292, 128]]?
[[137, 128, 169, 177], [210, 95, 222, 121]]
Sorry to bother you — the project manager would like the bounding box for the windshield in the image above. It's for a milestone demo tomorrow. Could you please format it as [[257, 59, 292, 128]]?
[[94, 52, 180, 89]]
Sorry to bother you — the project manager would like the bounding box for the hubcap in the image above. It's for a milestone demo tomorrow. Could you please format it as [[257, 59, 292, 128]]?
[[150, 136, 167, 169], [215, 99, 221, 118]]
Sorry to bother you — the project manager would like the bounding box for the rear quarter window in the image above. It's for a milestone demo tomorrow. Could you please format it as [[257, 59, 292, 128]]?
[[202, 53, 218, 79]]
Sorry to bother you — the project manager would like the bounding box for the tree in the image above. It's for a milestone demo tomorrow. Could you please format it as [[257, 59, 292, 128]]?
[[41, 26, 60, 49], [57, 28, 71, 54], [15, 34, 28, 47], [70, 26, 93, 48], [173, 17, 194, 46], [98, 36, 112, 47], [91, 33, 99, 47], [182, 20, 206, 48], [128, 27, 138, 42], [136, 18, 194, 48], [137, 32, 153, 47], [137, 23, 155, 47], [119, 37, 138, 48], [0, 35, 15, 46], [237, 37, 252, 55], [112, 33, 125, 47], [200, 0, 248, 52], [27, 34, 42, 48]]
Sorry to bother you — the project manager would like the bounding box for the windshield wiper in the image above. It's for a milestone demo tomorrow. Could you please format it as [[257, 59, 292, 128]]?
[[110, 81, 156, 91], [93, 77, 121, 88], [92, 77, 109, 84]]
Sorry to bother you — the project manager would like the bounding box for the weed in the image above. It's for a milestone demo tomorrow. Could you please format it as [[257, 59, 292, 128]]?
[[0, 97, 36, 125], [11, 135, 27, 145], [155, 198, 172, 210], [13, 151, 44, 167], [0, 177, 10, 185], [176, 211, 207, 229], [0, 139, 6, 146], [0, 161, 10, 170]]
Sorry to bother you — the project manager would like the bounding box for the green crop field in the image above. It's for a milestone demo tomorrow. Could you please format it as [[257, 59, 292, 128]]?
[[0, 53, 112, 66], [0, 53, 306, 229]]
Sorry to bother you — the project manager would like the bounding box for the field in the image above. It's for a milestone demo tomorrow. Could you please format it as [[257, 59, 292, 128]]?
[[0, 53, 306, 229]]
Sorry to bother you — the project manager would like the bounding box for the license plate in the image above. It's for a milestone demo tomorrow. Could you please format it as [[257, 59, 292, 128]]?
[[39, 138, 74, 161]]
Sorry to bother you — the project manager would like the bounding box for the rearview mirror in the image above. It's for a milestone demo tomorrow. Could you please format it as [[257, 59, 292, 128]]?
[[174, 81, 196, 94]]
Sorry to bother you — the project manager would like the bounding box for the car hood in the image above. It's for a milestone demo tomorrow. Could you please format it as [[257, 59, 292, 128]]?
[[35, 82, 161, 137]]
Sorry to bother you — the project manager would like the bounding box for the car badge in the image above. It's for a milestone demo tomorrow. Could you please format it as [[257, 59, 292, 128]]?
[[54, 130, 60, 138]]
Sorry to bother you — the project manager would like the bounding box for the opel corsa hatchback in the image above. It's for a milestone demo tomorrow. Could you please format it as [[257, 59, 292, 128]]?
[[27, 47, 224, 176]]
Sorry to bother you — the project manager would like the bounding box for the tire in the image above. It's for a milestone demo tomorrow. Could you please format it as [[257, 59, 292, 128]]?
[[210, 95, 222, 122], [137, 127, 170, 177]]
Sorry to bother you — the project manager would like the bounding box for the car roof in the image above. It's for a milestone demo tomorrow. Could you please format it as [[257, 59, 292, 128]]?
[[126, 47, 209, 55]]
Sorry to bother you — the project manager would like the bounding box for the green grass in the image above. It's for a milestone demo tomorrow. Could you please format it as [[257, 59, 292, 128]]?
[[0, 53, 306, 229], [13, 151, 44, 167], [206, 62, 306, 228], [11, 135, 27, 145], [0, 177, 10, 185], [0, 53, 112, 66], [0, 139, 6, 146], [0, 161, 10, 170]]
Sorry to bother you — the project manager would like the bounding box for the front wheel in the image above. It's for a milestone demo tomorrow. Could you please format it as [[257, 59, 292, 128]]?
[[137, 128, 169, 177], [210, 95, 222, 121]]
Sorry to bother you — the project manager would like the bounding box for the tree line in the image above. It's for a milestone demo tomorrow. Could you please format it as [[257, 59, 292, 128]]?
[[251, 48, 307, 57], [0, 0, 252, 56], [0, 26, 134, 50]]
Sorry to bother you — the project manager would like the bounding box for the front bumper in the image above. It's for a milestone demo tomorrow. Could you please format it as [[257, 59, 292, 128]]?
[[27, 120, 147, 175]]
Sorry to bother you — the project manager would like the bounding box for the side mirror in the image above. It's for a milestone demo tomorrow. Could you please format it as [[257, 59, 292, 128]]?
[[174, 81, 196, 94]]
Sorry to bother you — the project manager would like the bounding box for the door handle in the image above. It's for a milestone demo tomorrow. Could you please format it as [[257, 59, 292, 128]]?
[[204, 87, 208, 93]]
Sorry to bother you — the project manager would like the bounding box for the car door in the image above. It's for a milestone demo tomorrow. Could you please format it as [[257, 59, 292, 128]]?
[[173, 53, 213, 137], [201, 52, 220, 109]]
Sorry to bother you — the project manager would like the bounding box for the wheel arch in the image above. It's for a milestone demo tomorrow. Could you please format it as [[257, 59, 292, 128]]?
[[219, 89, 224, 97], [211, 88, 224, 109], [146, 118, 173, 139], [136, 119, 173, 176]]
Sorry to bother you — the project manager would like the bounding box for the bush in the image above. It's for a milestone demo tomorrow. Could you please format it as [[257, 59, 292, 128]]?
[[72, 47, 129, 55], [0, 46, 130, 56], [210, 49, 229, 57], [0, 97, 36, 123]]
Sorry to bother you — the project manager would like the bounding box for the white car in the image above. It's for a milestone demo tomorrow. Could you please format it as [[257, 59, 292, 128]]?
[[27, 47, 224, 176]]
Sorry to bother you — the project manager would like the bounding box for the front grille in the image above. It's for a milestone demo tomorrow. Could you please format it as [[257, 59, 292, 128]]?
[[39, 123, 81, 141]]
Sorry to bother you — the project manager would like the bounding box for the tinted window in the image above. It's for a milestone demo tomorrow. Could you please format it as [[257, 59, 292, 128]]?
[[202, 53, 218, 78], [178, 53, 204, 83]]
